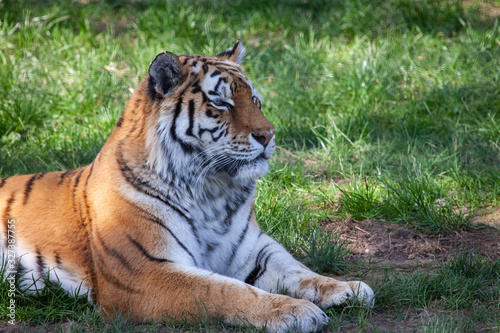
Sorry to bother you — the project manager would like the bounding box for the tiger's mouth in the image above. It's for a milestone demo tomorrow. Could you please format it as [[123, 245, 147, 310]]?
[[260, 151, 271, 160]]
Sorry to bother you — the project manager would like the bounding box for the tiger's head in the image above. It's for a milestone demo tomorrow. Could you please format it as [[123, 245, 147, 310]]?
[[144, 41, 275, 184]]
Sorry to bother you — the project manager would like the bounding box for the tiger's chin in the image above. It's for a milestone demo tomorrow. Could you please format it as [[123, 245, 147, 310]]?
[[223, 157, 270, 182]]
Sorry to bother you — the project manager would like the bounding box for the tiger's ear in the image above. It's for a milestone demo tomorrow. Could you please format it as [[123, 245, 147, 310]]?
[[216, 40, 245, 64], [148, 52, 184, 98]]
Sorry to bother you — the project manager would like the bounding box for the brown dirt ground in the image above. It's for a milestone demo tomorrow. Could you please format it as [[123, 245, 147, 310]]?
[[325, 217, 500, 263], [319, 212, 500, 332]]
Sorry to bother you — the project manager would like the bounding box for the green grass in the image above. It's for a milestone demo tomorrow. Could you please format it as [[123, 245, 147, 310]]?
[[377, 251, 500, 310], [331, 173, 475, 234], [1, 0, 500, 331], [301, 228, 352, 274]]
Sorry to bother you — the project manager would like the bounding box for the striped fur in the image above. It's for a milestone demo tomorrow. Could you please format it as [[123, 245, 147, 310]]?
[[0, 41, 373, 332]]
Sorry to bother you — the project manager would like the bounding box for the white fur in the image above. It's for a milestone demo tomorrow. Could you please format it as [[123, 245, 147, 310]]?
[[1, 241, 90, 297]]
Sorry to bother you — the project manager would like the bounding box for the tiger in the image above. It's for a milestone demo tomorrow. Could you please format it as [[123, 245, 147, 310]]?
[[0, 40, 374, 332]]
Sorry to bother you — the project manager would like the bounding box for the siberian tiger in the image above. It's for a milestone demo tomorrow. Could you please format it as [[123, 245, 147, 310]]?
[[0, 41, 374, 332]]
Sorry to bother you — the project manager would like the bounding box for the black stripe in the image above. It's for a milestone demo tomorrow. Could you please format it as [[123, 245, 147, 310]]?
[[72, 168, 85, 215], [191, 82, 208, 103], [181, 55, 195, 66], [138, 115, 147, 136], [58, 170, 73, 185], [3, 193, 15, 250], [245, 251, 275, 286], [219, 188, 253, 233], [134, 98, 143, 109], [223, 203, 237, 227], [234, 75, 246, 86], [169, 97, 195, 154], [245, 266, 261, 286], [55, 253, 62, 266], [255, 244, 271, 265], [85, 162, 94, 188], [23, 173, 45, 205], [210, 64, 237, 72], [198, 126, 222, 142], [74, 169, 84, 186], [205, 109, 219, 119], [95, 228, 133, 271], [127, 235, 172, 263], [214, 204, 236, 235], [36, 248, 46, 278], [88, 238, 100, 300], [0, 176, 10, 188], [213, 128, 226, 142], [206, 242, 219, 253], [126, 118, 138, 135], [214, 77, 228, 93], [185, 99, 196, 137], [73, 163, 98, 301], [82, 161, 95, 228], [210, 70, 221, 77], [245, 243, 272, 286], [70, 166, 98, 298], [142, 213, 198, 266], [116, 154, 189, 219], [254, 252, 275, 282], [94, 250, 140, 293], [227, 219, 250, 264], [116, 115, 124, 128], [217, 44, 237, 59]]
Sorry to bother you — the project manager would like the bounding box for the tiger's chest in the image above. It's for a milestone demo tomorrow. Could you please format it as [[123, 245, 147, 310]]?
[[148, 179, 258, 277], [186, 187, 256, 274]]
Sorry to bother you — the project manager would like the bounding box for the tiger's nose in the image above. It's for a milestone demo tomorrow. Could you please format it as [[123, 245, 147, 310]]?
[[252, 130, 275, 147]]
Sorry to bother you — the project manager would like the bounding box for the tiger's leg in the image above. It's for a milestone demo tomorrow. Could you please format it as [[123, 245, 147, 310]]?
[[96, 262, 328, 333], [235, 233, 375, 310]]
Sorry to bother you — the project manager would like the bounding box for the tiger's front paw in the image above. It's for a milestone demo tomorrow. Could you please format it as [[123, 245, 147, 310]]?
[[298, 276, 375, 309], [261, 295, 328, 333], [347, 281, 375, 308]]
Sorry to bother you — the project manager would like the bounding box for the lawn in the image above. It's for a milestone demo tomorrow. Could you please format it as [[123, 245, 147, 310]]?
[[1, 0, 500, 331]]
